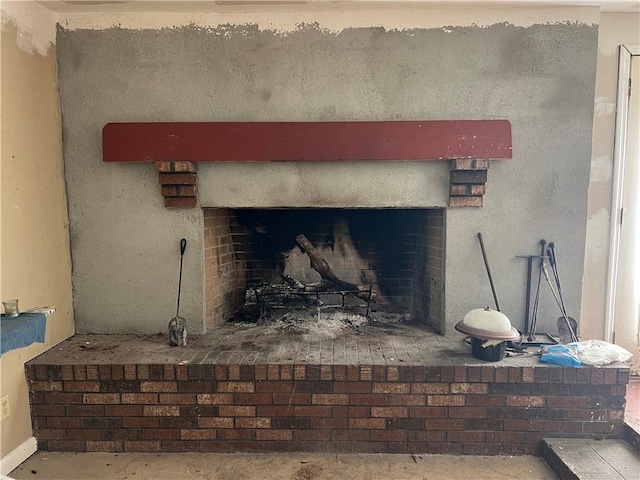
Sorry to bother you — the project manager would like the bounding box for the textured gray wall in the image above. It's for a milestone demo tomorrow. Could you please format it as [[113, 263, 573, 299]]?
[[57, 22, 598, 336]]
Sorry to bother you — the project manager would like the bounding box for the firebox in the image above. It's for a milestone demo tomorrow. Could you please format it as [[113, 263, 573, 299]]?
[[203, 208, 445, 333]]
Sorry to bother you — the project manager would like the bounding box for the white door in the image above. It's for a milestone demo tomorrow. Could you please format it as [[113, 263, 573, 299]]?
[[612, 49, 640, 373]]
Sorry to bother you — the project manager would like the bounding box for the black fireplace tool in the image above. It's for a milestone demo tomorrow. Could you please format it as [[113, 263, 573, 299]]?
[[168, 238, 188, 347]]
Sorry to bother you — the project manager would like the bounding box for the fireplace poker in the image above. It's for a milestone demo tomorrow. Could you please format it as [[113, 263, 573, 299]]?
[[477, 232, 501, 312], [168, 238, 188, 347]]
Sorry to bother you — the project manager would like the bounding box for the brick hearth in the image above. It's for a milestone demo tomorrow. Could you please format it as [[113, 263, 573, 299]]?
[[26, 325, 629, 455]]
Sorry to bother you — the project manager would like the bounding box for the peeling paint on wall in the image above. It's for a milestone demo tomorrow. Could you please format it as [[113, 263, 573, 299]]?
[[58, 6, 599, 32], [595, 95, 616, 116], [590, 155, 613, 182], [0, 1, 56, 55]]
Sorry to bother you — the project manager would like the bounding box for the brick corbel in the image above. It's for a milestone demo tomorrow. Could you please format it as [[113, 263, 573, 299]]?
[[155, 161, 198, 208], [449, 159, 489, 207]]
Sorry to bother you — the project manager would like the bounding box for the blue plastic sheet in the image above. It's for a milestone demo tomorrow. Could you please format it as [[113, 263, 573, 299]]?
[[0, 313, 47, 355]]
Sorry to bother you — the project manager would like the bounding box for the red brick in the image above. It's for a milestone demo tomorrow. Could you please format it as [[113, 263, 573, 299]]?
[[137, 365, 150, 380], [197, 393, 234, 405], [61, 429, 101, 441], [333, 430, 371, 442], [360, 366, 372, 381], [294, 406, 331, 417], [333, 365, 346, 381], [255, 381, 297, 393], [84, 365, 99, 380], [122, 393, 158, 404], [218, 382, 255, 393], [175, 365, 188, 381], [86, 441, 122, 452], [218, 406, 255, 417], [427, 395, 465, 406], [46, 417, 83, 428], [235, 418, 271, 429], [371, 407, 408, 418], [349, 394, 387, 406], [388, 395, 425, 406], [162, 440, 200, 452], [257, 406, 294, 417], [47, 441, 86, 452], [320, 365, 332, 381], [30, 381, 63, 392], [180, 429, 216, 440], [235, 393, 272, 405], [155, 161, 197, 173], [140, 381, 177, 393], [83, 393, 120, 404], [486, 432, 525, 443], [32, 405, 65, 416], [294, 365, 306, 380], [544, 420, 584, 433], [123, 365, 137, 380], [447, 431, 486, 443], [214, 365, 227, 380], [45, 392, 83, 404], [347, 366, 359, 381], [66, 405, 104, 416], [123, 417, 160, 428], [567, 409, 607, 421], [198, 417, 234, 428], [111, 365, 124, 380], [333, 406, 370, 418], [312, 394, 348, 405], [294, 430, 331, 441], [466, 395, 504, 407], [272, 393, 311, 405], [387, 366, 399, 381], [158, 173, 197, 185], [504, 419, 544, 431], [165, 197, 197, 208], [506, 395, 544, 407], [74, 365, 87, 380], [280, 365, 293, 381], [310, 418, 348, 429], [256, 430, 292, 441], [99, 365, 112, 380], [159, 393, 196, 404], [124, 441, 161, 452], [143, 429, 180, 440], [61, 366, 74, 381], [411, 383, 449, 395], [348, 418, 385, 429], [425, 419, 464, 430], [373, 383, 410, 394], [267, 365, 280, 380], [228, 365, 240, 381], [143, 406, 180, 416], [254, 365, 267, 381], [333, 382, 371, 394], [161, 185, 197, 197], [547, 396, 586, 409], [105, 405, 143, 416], [448, 407, 488, 418], [408, 406, 447, 418], [163, 365, 175, 380], [449, 196, 482, 207], [450, 383, 488, 394]]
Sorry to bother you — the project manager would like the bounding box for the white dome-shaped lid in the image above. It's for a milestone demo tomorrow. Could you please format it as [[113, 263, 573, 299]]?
[[463, 307, 512, 332], [455, 306, 521, 342]]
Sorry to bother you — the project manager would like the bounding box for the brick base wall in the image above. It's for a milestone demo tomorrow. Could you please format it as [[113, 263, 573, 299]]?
[[26, 363, 629, 455]]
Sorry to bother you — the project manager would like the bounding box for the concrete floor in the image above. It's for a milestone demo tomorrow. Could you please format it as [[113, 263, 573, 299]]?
[[10, 452, 558, 480]]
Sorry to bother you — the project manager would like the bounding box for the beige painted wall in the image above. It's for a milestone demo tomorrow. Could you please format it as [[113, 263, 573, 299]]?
[[0, 1, 74, 461], [582, 13, 640, 351]]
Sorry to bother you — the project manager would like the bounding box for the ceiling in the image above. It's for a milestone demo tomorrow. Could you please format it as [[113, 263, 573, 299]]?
[[36, 0, 640, 13]]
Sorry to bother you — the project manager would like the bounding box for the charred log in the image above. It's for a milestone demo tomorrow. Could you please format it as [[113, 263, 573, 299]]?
[[295, 234, 375, 301]]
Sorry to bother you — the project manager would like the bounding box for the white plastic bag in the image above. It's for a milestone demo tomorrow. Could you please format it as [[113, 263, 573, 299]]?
[[567, 339, 633, 366]]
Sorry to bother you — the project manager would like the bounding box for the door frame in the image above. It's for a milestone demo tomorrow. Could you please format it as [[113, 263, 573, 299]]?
[[605, 44, 640, 343]]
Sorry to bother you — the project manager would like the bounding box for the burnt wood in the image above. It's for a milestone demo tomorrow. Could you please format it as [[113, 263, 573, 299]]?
[[103, 121, 512, 163]]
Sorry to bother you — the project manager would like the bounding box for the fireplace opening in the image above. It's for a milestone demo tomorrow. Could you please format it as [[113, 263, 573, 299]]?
[[203, 208, 445, 334]]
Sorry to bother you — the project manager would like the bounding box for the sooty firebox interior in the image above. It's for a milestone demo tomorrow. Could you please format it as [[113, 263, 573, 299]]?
[[203, 208, 444, 333]]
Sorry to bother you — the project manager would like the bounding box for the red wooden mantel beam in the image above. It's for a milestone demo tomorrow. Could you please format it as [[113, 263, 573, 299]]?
[[102, 121, 512, 163]]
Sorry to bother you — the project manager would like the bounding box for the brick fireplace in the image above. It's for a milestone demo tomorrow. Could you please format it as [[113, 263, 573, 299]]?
[[202, 207, 445, 332]]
